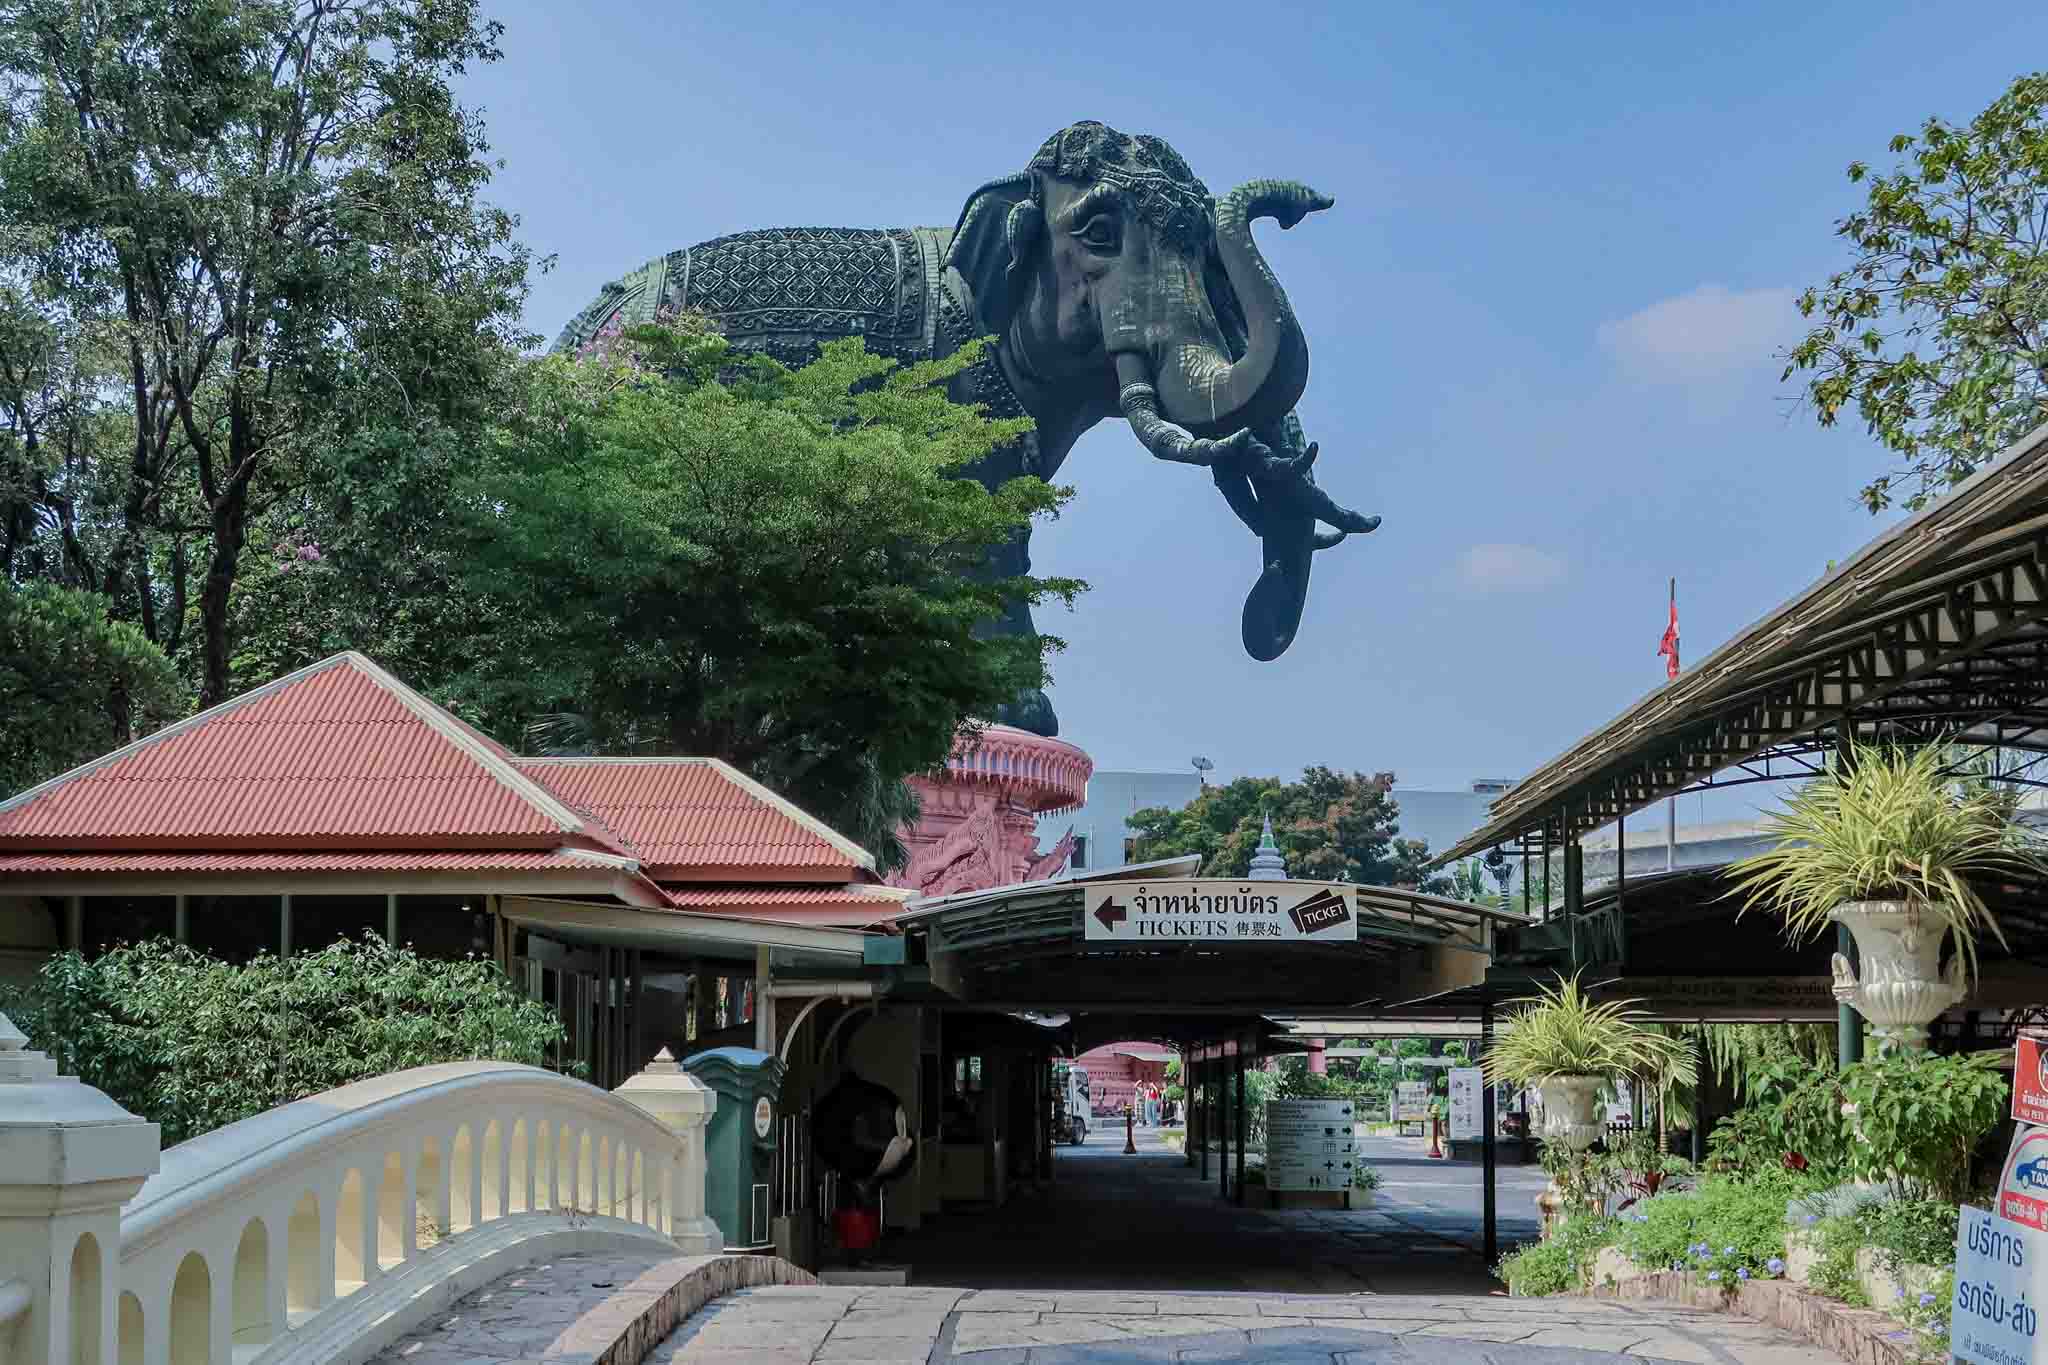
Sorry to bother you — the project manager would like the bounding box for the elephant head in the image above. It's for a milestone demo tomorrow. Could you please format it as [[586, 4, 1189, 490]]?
[[948, 121, 1376, 661]]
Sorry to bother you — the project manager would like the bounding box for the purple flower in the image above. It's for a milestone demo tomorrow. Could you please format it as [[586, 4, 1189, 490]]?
[[1919, 1292, 1935, 1308], [1766, 1258, 1785, 1276], [1723, 1245, 1736, 1255], [1707, 1270, 1721, 1282], [1737, 1268, 1750, 1281]]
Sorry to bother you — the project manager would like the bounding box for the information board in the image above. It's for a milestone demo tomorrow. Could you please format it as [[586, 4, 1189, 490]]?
[[2002, 1126, 2048, 1232], [1448, 1068, 1483, 1140], [2018, 1037, 2048, 1128], [1265, 1098, 1359, 1192], [1953, 1203, 2048, 1364], [1082, 881, 1358, 942], [1395, 1080, 1431, 1123]]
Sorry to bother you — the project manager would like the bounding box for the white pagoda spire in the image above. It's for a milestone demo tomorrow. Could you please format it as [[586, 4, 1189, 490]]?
[[1248, 813, 1288, 880]]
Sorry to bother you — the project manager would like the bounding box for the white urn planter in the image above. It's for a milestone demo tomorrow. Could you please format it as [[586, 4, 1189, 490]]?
[[1829, 900, 1966, 1052], [1538, 1074, 1605, 1152], [1534, 1074, 1605, 1238]]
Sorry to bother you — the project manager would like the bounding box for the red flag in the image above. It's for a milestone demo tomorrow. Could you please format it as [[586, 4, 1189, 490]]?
[[1656, 581, 1679, 681]]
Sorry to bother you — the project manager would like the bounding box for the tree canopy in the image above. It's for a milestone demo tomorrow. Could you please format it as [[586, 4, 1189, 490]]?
[[447, 321, 1080, 867], [1786, 72, 2048, 512], [0, 578, 186, 794], [1129, 766, 1441, 888], [0, 0, 534, 703]]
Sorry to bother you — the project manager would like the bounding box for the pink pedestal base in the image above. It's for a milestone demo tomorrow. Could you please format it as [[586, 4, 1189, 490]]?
[[887, 725, 1093, 898]]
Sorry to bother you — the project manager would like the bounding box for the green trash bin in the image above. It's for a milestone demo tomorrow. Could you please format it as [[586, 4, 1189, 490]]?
[[682, 1046, 786, 1249]]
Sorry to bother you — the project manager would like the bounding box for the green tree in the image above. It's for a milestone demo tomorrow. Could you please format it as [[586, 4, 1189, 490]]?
[[1785, 73, 2048, 511], [0, 0, 534, 702], [0, 579, 186, 795], [4, 938, 565, 1145], [1130, 766, 1441, 886], [454, 322, 1080, 868]]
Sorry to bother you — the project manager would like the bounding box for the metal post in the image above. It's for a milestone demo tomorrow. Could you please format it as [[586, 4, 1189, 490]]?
[[1520, 840, 1530, 916], [1234, 1052, 1247, 1208], [1690, 1024, 1706, 1164], [279, 893, 292, 957], [755, 945, 776, 1053], [1665, 795, 1677, 872], [1482, 998, 1497, 1269], [1199, 1055, 1210, 1181], [385, 892, 399, 947], [174, 893, 189, 945], [1837, 924, 1863, 1070], [1616, 810, 1627, 969], [1219, 1052, 1231, 1201]]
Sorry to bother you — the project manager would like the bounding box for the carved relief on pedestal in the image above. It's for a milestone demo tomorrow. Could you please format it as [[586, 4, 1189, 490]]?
[[888, 725, 1092, 897]]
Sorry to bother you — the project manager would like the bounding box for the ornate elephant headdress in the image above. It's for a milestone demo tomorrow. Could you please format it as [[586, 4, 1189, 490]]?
[[948, 121, 1217, 335]]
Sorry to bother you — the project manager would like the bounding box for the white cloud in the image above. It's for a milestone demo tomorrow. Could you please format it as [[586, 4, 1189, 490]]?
[[1456, 543, 1566, 593], [1596, 284, 1798, 386]]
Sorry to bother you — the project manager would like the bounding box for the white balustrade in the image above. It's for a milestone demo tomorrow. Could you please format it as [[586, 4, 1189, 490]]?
[[0, 1018, 717, 1365]]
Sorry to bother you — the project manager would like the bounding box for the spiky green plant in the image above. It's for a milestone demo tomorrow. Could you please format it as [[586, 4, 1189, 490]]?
[[1482, 974, 1698, 1088], [1726, 742, 2038, 981]]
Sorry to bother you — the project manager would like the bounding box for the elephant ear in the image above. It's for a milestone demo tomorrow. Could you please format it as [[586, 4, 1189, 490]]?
[[947, 173, 1040, 336]]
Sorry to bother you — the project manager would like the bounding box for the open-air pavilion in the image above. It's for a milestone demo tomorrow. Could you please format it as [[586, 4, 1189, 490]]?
[[1422, 420, 2048, 1067]]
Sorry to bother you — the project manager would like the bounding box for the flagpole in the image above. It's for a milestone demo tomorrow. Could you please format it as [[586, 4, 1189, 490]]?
[[1666, 578, 1677, 874]]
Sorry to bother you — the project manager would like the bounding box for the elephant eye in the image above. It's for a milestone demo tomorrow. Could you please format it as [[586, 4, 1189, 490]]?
[[1074, 215, 1121, 252]]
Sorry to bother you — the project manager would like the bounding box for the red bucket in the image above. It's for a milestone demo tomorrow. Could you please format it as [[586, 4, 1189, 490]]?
[[834, 1207, 880, 1251]]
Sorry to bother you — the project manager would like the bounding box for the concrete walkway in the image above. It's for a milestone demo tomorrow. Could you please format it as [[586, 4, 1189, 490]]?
[[878, 1124, 1548, 1294], [653, 1283, 1845, 1363]]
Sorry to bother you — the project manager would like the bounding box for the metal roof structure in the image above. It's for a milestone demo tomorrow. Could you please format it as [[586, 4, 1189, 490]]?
[[894, 872, 1529, 1019], [1441, 420, 2048, 864]]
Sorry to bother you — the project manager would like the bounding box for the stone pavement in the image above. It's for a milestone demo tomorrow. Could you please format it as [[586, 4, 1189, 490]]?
[[652, 1283, 1847, 1363], [878, 1124, 1550, 1294]]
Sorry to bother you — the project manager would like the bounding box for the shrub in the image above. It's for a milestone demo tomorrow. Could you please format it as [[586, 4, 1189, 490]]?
[[5, 937, 567, 1144], [1705, 1056, 1851, 1178], [1615, 1172, 1812, 1287], [1839, 1051, 2006, 1202], [1498, 1213, 1615, 1296]]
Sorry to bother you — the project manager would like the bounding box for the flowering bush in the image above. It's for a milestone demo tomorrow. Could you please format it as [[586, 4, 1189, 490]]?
[[1615, 1173, 1810, 1289], [1497, 1214, 1615, 1296]]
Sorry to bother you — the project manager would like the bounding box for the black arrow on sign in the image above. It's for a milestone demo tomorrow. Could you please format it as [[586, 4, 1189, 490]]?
[[1094, 898, 1127, 932]]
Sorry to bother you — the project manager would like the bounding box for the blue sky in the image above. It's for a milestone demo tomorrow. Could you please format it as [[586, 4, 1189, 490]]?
[[462, 1, 2047, 815]]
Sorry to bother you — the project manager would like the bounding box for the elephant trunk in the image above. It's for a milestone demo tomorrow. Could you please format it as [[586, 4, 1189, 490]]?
[[1153, 180, 1330, 436]]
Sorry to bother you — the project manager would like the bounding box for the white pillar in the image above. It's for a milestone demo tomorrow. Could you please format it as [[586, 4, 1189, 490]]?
[[0, 1011, 161, 1365], [754, 946, 776, 1054], [613, 1048, 719, 1253]]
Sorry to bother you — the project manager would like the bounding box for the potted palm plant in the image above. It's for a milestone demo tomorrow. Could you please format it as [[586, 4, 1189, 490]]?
[[1728, 743, 2039, 1053], [1484, 975, 1695, 1234], [1483, 974, 1695, 1150]]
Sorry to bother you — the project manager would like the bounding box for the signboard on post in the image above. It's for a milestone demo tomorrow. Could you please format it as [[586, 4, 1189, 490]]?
[[1448, 1067, 1483, 1141], [1265, 1098, 1359, 1191], [2001, 1127, 2048, 1232], [1953, 1203, 2047, 1364], [1082, 881, 1358, 943], [1395, 1080, 1430, 1123], [2017, 1036, 2048, 1128]]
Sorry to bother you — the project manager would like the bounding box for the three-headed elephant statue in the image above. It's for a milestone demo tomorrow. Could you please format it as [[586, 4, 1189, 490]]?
[[554, 120, 1378, 738]]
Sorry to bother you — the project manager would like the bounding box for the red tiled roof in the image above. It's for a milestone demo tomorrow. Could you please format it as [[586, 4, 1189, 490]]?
[[0, 850, 628, 874], [0, 654, 592, 850], [668, 886, 909, 909], [519, 759, 874, 877]]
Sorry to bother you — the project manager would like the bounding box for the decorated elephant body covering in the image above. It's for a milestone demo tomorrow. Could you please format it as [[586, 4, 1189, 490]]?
[[553, 122, 1379, 738]]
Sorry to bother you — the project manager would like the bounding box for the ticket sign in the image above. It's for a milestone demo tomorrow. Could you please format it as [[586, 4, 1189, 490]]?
[[2002, 1127, 2048, 1232], [1082, 880, 1358, 943], [1953, 1204, 2048, 1364], [2017, 1036, 2048, 1128]]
